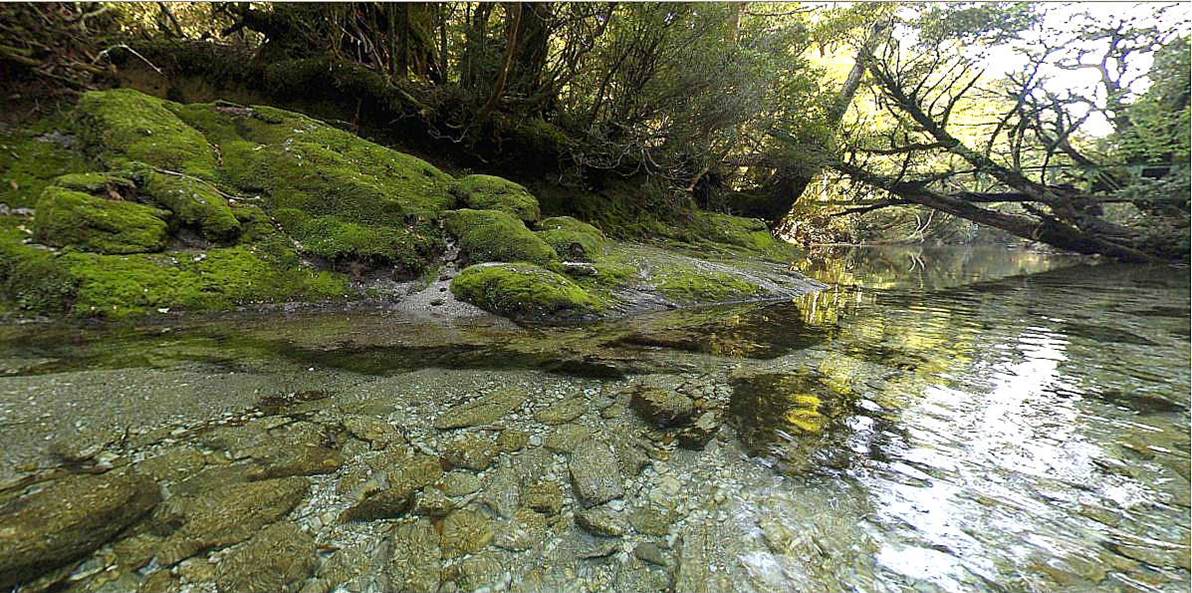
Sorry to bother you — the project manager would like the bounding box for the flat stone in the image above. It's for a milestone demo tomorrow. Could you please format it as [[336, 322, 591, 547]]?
[[153, 477, 309, 566], [299, 544, 372, 593], [569, 441, 624, 507], [672, 521, 733, 593], [339, 454, 442, 522], [676, 411, 722, 450], [441, 471, 485, 497], [441, 509, 494, 559], [544, 424, 592, 453], [215, 522, 317, 593], [132, 446, 207, 483], [495, 428, 529, 452], [478, 465, 521, 519], [0, 471, 161, 589], [629, 386, 696, 428], [385, 518, 441, 593], [494, 508, 547, 551], [435, 388, 527, 430], [522, 480, 565, 515], [448, 550, 507, 591], [575, 507, 628, 537], [634, 542, 669, 567], [534, 397, 587, 424], [342, 415, 404, 449], [413, 488, 455, 518], [442, 434, 497, 471]]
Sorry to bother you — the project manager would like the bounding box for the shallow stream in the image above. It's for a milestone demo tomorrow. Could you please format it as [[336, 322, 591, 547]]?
[[0, 246, 1187, 593]]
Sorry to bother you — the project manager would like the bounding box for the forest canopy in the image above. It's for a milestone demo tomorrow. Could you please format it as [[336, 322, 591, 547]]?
[[1, 1, 1188, 261]]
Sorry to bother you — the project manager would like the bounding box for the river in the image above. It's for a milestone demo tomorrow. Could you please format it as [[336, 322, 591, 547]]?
[[0, 246, 1187, 593]]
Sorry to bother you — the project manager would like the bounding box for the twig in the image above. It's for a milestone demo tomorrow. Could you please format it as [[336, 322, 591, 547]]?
[[94, 44, 164, 76]]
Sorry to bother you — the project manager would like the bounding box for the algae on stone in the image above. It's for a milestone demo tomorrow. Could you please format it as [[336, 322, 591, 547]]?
[[443, 209, 557, 266], [455, 174, 541, 222], [434, 387, 528, 429], [215, 522, 318, 593], [654, 264, 764, 304], [33, 187, 169, 254], [450, 263, 605, 319], [535, 216, 606, 261]]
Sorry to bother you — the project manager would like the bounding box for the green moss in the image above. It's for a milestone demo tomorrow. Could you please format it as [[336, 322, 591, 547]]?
[[0, 217, 77, 314], [52, 172, 137, 196], [136, 169, 241, 241], [289, 214, 442, 274], [654, 265, 764, 304], [451, 263, 605, 319], [74, 89, 218, 179], [33, 187, 169, 254], [454, 175, 541, 222], [535, 216, 605, 261], [678, 212, 798, 262], [63, 246, 347, 318], [173, 102, 456, 224], [0, 131, 93, 208], [442, 209, 558, 266]]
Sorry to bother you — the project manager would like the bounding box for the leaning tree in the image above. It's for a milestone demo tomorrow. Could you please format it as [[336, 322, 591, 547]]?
[[780, 3, 1189, 261]]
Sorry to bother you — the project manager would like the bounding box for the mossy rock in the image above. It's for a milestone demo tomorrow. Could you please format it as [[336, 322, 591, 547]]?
[[535, 216, 605, 261], [442, 209, 557, 266], [74, 89, 218, 179], [279, 211, 443, 274], [136, 170, 241, 241], [0, 217, 77, 314], [52, 172, 137, 197], [450, 263, 606, 319], [453, 175, 541, 222], [33, 187, 169, 254], [654, 265, 764, 304], [0, 129, 93, 208], [62, 246, 347, 318], [172, 102, 456, 224]]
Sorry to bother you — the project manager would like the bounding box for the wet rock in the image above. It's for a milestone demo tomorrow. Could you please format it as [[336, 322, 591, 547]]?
[[342, 415, 404, 449], [629, 386, 696, 428], [442, 433, 497, 471], [544, 424, 592, 453], [478, 465, 521, 519], [613, 438, 651, 476], [628, 505, 679, 537], [494, 508, 547, 551], [673, 522, 733, 593], [110, 532, 165, 573], [340, 454, 441, 522], [132, 446, 207, 484], [0, 472, 161, 589], [384, 518, 441, 593], [575, 507, 628, 537], [441, 508, 495, 559], [578, 540, 620, 559], [153, 477, 308, 566], [298, 544, 373, 593], [413, 488, 454, 517], [513, 447, 556, 483], [633, 542, 669, 567], [534, 397, 587, 424], [569, 441, 624, 507], [170, 463, 254, 498], [434, 388, 527, 430], [139, 570, 181, 593], [441, 470, 485, 497], [215, 522, 317, 593], [676, 411, 722, 450], [523, 480, 565, 515], [203, 421, 342, 480], [495, 428, 529, 452], [447, 550, 508, 591]]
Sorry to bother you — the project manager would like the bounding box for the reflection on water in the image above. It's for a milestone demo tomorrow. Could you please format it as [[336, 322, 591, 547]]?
[[0, 245, 1186, 593]]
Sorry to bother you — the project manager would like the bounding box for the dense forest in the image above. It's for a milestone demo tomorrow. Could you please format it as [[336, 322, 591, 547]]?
[[0, 2, 1187, 319]]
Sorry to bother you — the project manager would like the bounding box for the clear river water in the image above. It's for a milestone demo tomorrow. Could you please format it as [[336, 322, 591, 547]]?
[[0, 245, 1187, 593]]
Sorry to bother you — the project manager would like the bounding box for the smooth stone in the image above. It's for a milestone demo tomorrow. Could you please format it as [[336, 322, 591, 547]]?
[[523, 480, 565, 516], [575, 507, 628, 537], [494, 508, 547, 551], [629, 385, 696, 428], [441, 471, 485, 497], [544, 424, 592, 453], [534, 397, 587, 425], [676, 411, 722, 450], [569, 440, 624, 507], [435, 388, 527, 430]]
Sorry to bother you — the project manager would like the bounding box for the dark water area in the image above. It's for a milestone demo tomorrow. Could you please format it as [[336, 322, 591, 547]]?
[[0, 246, 1187, 593]]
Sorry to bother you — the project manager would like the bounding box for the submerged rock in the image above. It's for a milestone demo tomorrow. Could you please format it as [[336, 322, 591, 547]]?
[[215, 522, 317, 593], [569, 441, 625, 507], [340, 453, 441, 522], [523, 480, 565, 516], [494, 508, 548, 551], [153, 476, 308, 566], [575, 507, 628, 537], [629, 385, 696, 428], [534, 396, 588, 424], [384, 518, 441, 593], [434, 387, 527, 430], [442, 433, 498, 471], [440, 508, 495, 558], [0, 472, 160, 589], [676, 410, 723, 450]]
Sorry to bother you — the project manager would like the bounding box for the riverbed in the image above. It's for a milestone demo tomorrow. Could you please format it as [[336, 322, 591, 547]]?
[[0, 246, 1187, 593]]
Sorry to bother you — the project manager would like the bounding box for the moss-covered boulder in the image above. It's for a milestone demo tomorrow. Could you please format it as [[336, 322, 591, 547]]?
[[51, 172, 137, 197], [450, 263, 605, 319], [33, 187, 169, 254], [454, 174, 541, 222], [443, 209, 557, 266], [173, 102, 456, 224], [276, 210, 441, 273], [0, 217, 78, 314], [535, 216, 605, 261], [75, 89, 218, 179], [0, 129, 93, 208], [136, 170, 241, 241]]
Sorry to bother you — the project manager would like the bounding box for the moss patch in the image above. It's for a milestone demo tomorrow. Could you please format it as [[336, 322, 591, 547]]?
[[63, 246, 347, 318], [136, 169, 241, 241], [33, 187, 169, 254], [443, 209, 557, 266], [0, 217, 77, 314], [52, 172, 137, 197], [654, 265, 764, 304], [451, 263, 605, 319], [75, 89, 218, 179], [0, 130, 93, 208], [281, 211, 442, 274], [535, 216, 605, 261], [454, 175, 541, 222]]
